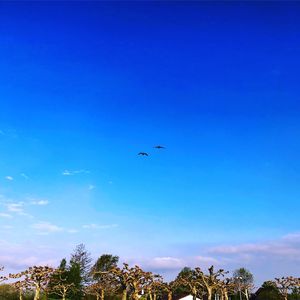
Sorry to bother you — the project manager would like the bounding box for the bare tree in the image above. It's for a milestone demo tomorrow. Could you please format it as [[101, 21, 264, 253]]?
[[194, 266, 228, 300], [89, 268, 119, 300], [144, 274, 163, 300], [233, 268, 254, 300], [126, 265, 152, 300], [85, 282, 107, 300], [160, 281, 177, 300], [109, 263, 132, 300], [10, 280, 30, 300], [216, 278, 235, 300], [50, 271, 77, 300], [0, 266, 7, 283], [275, 276, 298, 300], [10, 266, 55, 300], [177, 269, 203, 300]]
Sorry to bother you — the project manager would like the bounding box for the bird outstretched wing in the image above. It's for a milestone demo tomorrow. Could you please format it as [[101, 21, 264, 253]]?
[[138, 152, 149, 156]]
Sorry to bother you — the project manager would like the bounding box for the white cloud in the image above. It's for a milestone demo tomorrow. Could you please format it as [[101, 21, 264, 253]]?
[[30, 200, 49, 206], [62, 170, 72, 176], [209, 242, 300, 257], [0, 240, 60, 271], [5, 176, 13, 181], [67, 229, 78, 234], [1, 225, 13, 230], [20, 173, 29, 180], [30, 222, 77, 235], [148, 257, 184, 270], [6, 202, 24, 213], [195, 255, 220, 265], [0, 213, 12, 218], [282, 232, 300, 241], [2, 201, 32, 218], [31, 222, 63, 234], [82, 223, 118, 230], [88, 184, 95, 190], [62, 169, 90, 176]]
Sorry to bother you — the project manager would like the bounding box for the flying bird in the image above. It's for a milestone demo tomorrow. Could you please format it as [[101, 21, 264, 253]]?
[[154, 145, 165, 149], [138, 152, 149, 156]]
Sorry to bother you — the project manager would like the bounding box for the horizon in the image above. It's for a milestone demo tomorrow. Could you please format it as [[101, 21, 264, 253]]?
[[1, 1, 300, 286]]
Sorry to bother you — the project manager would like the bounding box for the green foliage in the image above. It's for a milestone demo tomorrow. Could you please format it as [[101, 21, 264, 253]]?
[[47, 248, 120, 300], [233, 267, 254, 286], [0, 284, 18, 299], [289, 287, 300, 300], [176, 267, 193, 280], [68, 260, 83, 299], [91, 254, 119, 281], [48, 252, 85, 300], [0, 284, 34, 300], [255, 281, 281, 300], [70, 243, 93, 285], [173, 267, 193, 299]]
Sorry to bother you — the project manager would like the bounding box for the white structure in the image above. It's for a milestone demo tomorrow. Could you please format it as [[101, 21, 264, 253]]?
[[179, 295, 201, 300]]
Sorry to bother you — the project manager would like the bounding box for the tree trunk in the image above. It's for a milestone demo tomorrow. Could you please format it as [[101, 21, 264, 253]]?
[[207, 288, 212, 300], [168, 291, 172, 300], [122, 289, 127, 300], [133, 291, 139, 300], [100, 289, 105, 300], [19, 289, 23, 300], [62, 287, 66, 300], [153, 293, 157, 300], [224, 291, 229, 300], [192, 286, 197, 300], [245, 289, 249, 300], [34, 287, 40, 300], [96, 294, 100, 300]]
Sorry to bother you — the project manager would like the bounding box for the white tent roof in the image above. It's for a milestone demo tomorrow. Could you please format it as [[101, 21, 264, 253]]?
[[179, 295, 200, 300]]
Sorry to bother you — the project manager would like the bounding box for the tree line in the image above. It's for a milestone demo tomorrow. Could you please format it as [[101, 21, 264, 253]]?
[[0, 244, 299, 300]]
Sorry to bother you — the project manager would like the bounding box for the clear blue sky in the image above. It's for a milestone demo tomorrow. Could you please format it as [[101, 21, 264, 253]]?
[[0, 1, 300, 283]]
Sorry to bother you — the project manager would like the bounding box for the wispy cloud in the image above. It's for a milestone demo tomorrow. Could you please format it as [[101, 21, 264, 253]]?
[[31, 222, 63, 235], [195, 255, 220, 265], [5, 176, 13, 181], [0, 240, 60, 271], [208, 233, 300, 260], [88, 184, 95, 190], [30, 200, 49, 206], [1, 196, 49, 218], [20, 173, 29, 180], [4, 202, 32, 218], [31, 222, 79, 235], [67, 229, 78, 234], [0, 212, 13, 218], [148, 257, 185, 270], [82, 223, 118, 230], [6, 202, 24, 213], [1, 225, 13, 230], [62, 169, 90, 176]]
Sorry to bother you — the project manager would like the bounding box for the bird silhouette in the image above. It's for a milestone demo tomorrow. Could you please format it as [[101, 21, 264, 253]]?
[[138, 152, 149, 156], [154, 145, 165, 149]]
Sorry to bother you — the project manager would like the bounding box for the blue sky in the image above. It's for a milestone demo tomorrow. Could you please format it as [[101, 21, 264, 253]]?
[[1, 1, 300, 284]]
